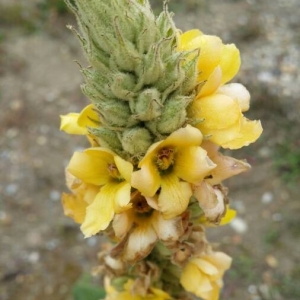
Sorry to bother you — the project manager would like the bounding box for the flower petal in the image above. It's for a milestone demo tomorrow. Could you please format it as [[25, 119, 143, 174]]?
[[114, 155, 133, 183], [123, 221, 157, 262], [192, 258, 219, 277], [113, 182, 132, 213], [217, 83, 250, 112], [198, 66, 222, 98], [180, 263, 213, 295], [60, 113, 87, 135], [77, 104, 100, 128], [67, 150, 111, 185], [203, 119, 242, 146], [204, 252, 232, 273], [159, 174, 192, 219], [196, 34, 223, 82], [61, 193, 88, 224], [178, 29, 202, 50], [179, 31, 224, 82], [205, 151, 251, 185], [81, 183, 117, 237], [220, 207, 236, 225], [194, 182, 225, 223], [163, 125, 203, 148], [175, 146, 216, 184], [199, 282, 220, 300], [113, 210, 134, 239], [192, 94, 241, 130], [219, 43, 241, 84], [221, 118, 263, 149], [152, 211, 184, 242], [131, 164, 161, 197]]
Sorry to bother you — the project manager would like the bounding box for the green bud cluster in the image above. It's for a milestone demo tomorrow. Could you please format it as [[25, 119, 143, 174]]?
[[66, 0, 199, 159]]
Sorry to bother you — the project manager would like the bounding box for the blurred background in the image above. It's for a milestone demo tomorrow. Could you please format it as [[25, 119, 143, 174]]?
[[0, 0, 299, 299]]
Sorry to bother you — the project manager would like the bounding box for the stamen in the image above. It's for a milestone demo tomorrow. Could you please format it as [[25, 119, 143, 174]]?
[[131, 191, 152, 214], [107, 163, 122, 180], [156, 147, 176, 170]]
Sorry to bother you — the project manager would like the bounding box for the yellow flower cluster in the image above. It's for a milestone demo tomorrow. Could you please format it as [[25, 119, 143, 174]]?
[[179, 30, 262, 149], [60, 5, 262, 299]]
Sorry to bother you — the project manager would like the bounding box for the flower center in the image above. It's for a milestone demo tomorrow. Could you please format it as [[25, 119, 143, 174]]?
[[156, 148, 176, 171], [131, 191, 152, 214], [107, 163, 122, 180]]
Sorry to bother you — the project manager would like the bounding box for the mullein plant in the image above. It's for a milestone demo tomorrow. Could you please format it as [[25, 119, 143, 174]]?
[[60, 1, 262, 299]]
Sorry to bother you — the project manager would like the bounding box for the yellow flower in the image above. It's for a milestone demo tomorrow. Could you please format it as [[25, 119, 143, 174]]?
[[60, 104, 100, 135], [105, 279, 171, 300], [61, 170, 99, 224], [67, 147, 133, 237], [112, 191, 185, 262], [178, 29, 240, 84], [180, 252, 232, 300], [131, 125, 216, 219]]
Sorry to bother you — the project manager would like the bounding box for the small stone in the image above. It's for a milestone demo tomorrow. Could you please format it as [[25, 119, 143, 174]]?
[[232, 200, 246, 214], [248, 285, 258, 294], [258, 146, 271, 158], [6, 128, 19, 138], [5, 184, 18, 196], [45, 91, 59, 102], [33, 159, 43, 168], [28, 252, 40, 264], [261, 192, 274, 204], [50, 190, 60, 201], [230, 217, 248, 234], [37, 136, 47, 146], [257, 71, 275, 83], [45, 285, 54, 295], [46, 239, 59, 250], [265, 255, 278, 268], [259, 284, 272, 298], [10, 100, 23, 111], [86, 236, 97, 247], [0, 211, 12, 226], [272, 213, 283, 222], [27, 232, 42, 247]]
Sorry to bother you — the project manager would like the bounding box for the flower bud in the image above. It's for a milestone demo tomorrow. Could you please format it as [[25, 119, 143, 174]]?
[[135, 41, 165, 87], [88, 127, 122, 153], [110, 72, 136, 101], [133, 88, 162, 121], [95, 98, 138, 128], [120, 127, 153, 155], [146, 95, 192, 135]]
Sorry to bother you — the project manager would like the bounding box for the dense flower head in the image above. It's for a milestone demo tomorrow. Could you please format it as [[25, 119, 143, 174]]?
[[60, 1, 263, 299]]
